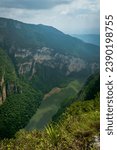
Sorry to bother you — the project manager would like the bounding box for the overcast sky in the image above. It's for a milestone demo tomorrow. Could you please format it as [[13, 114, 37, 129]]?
[[0, 0, 100, 34]]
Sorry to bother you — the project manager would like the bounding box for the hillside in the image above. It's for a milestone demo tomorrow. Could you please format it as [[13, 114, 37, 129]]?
[[0, 83, 42, 138], [0, 49, 43, 138], [0, 48, 16, 81], [0, 90, 100, 150], [0, 48, 18, 105], [0, 68, 100, 149], [0, 17, 99, 92], [26, 80, 81, 130], [52, 73, 100, 122], [77, 73, 100, 101]]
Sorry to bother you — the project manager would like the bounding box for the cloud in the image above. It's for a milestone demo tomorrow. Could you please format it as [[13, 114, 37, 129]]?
[[0, 0, 100, 34], [58, 0, 99, 16], [0, 0, 72, 10]]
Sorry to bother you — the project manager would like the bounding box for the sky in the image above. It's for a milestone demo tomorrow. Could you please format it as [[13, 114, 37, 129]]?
[[0, 0, 100, 34]]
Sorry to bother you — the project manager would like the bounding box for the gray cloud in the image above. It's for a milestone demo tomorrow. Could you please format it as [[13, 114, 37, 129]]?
[[0, 0, 72, 10], [0, 0, 100, 34]]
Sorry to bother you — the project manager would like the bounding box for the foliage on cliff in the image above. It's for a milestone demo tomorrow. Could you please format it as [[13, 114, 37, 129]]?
[[0, 82, 42, 139], [52, 73, 100, 122], [0, 48, 16, 81], [77, 73, 100, 101], [0, 47, 43, 138]]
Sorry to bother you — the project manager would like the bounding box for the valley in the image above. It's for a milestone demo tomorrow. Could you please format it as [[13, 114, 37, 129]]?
[[0, 17, 100, 105], [26, 80, 81, 130], [0, 74, 100, 150], [0, 17, 100, 150]]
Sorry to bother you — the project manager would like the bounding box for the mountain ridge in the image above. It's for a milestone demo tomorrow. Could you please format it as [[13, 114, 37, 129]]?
[[0, 17, 100, 92], [72, 34, 100, 46]]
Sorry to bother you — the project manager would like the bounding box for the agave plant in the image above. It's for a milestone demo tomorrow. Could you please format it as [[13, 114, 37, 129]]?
[[45, 124, 60, 146]]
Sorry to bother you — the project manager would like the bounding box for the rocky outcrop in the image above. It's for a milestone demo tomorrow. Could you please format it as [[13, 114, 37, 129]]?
[[15, 47, 98, 79], [43, 87, 61, 100], [6, 81, 22, 95], [0, 75, 22, 105], [18, 62, 32, 75], [0, 75, 6, 105], [14, 49, 32, 58]]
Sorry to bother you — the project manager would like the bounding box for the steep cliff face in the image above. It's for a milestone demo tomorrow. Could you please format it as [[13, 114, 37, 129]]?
[[15, 46, 99, 78], [0, 47, 20, 105], [0, 76, 6, 104], [13, 46, 99, 92], [0, 75, 22, 105], [15, 47, 88, 77]]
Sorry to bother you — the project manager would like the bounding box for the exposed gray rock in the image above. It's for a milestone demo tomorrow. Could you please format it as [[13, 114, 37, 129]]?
[[15, 47, 99, 78]]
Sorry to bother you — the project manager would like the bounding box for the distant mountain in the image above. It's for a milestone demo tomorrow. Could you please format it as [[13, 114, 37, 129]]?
[[0, 17, 99, 92], [72, 34, 100, 46]]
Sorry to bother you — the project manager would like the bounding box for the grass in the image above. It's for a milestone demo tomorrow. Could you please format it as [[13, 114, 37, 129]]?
[[26, 80, 81, 130]]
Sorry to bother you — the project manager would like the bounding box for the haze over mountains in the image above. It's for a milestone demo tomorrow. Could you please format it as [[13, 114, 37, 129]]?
[[72, 34, 100, 46]]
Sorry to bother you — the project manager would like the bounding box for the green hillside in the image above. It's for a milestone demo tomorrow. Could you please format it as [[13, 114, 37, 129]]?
[[0, 48, 43, 138], [77, 73, 100, 101], [26, 80, 81, 130], [0, 94, 100, 150], [0, 82, 42, 139], [0, 48, 16, 81], [52, 73, 100, 122], [0, 72, 100, 149]]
